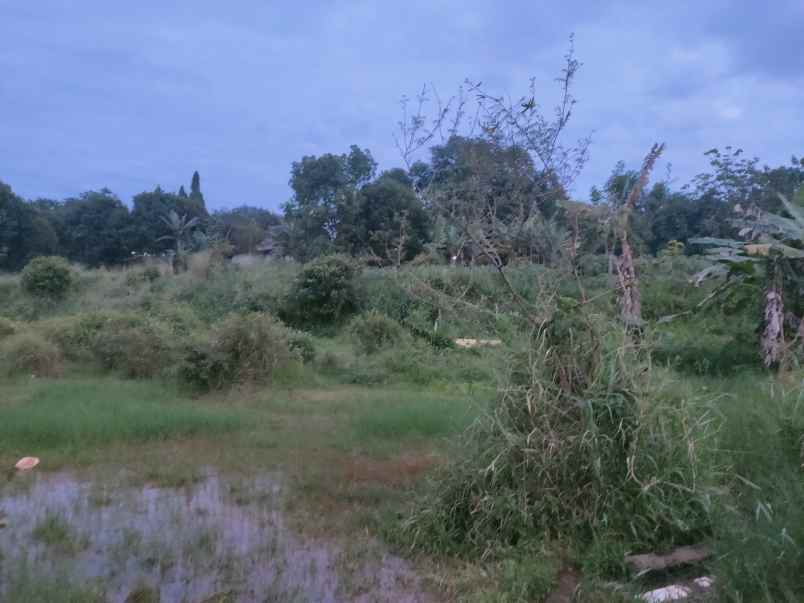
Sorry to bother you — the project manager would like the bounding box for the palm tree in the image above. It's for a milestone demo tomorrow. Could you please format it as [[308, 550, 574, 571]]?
[[158, 210, 200, 273]]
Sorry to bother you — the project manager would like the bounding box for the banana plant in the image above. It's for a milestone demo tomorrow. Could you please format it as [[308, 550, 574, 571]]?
[[692, 193, 804, 367], [157, 210, 201, 273]]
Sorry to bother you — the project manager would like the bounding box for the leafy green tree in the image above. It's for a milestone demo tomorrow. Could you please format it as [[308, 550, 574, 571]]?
[[130, 188, 207, 253], [356, 171, 430, 265], [58, 190, 131, 266], [282, 146, 376, 260], [0, 181, 60, 270]]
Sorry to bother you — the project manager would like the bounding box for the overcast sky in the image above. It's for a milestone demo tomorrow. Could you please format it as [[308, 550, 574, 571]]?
[[2, 1, 802, 210]]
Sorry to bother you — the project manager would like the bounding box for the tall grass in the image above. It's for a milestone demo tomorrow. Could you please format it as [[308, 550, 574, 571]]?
[[0, 378, 242, 455], [704, 375, 804, 602], [396, 313, 722, 572]]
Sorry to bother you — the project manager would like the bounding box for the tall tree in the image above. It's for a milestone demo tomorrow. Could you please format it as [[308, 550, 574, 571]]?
[[59, 190, 132, 266], [282, 145, 376, 261], [130, 188, 207, 253], [0, 181, 60, 270]]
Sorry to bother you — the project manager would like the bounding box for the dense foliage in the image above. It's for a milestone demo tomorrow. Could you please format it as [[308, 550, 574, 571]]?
[[4, 148, 801, 274], [20, 256, 73, 298]]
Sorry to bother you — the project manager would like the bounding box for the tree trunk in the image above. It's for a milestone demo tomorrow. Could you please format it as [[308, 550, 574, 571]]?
[[761, 259, 784, 367], [613, 143, 664, 328], [615, 236, 641, 327]]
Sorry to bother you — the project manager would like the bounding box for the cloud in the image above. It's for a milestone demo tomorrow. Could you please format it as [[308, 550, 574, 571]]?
[[0, 0, 801, 209]]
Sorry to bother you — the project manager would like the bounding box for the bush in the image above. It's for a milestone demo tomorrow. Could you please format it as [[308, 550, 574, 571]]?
[[37, 311, 175, 377], [179, 312, 294, 391], [124, 266, 161, 288], [284, 254, 360, 327], [397, 310, 719, 567], [0, 332, 63, 377], [286, 329, 316, 363], [20, 256, 74, 299], [91, 321, 173, 378], [349, 311, 404, 354]]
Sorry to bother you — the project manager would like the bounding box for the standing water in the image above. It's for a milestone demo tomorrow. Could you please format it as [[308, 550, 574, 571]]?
[[0, 470, 429, 602]]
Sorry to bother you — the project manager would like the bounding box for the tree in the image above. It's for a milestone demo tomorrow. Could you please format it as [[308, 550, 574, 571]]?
[[190, 171, 205, 206], [693, 193, 804, 368], [0, 181, 61, 271], [158, 210, 200, 273], [130, 188, 207, 253], [282, 145, 377, 261], [394, 36, 589, 277], [211, 206, 282, 255], [58, 190, 131, 266], [356, 171, 430, 265], [611, 143, 665, 327]]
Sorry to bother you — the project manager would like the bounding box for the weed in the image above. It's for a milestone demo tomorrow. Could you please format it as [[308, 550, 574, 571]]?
[[32, 513, 88, 554], [0, 331, 63, 377]]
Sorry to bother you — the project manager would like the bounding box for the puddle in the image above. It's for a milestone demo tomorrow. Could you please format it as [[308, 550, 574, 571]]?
[[0, 470, 429, 602]]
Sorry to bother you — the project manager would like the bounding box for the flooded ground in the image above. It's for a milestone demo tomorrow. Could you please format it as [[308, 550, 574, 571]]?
[[0, 470, 429, 602]]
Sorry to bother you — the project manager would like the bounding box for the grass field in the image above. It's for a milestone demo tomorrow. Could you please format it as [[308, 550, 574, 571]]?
[[0, 259, 802, 601]]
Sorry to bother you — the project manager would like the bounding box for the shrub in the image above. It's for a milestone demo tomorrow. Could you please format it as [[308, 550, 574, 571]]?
[[0, 332, 63, 377], [179, 312, 294, 390], [284, 254, 360, 326], [20, 256, 74, 299], [91, 321, 173, 378], [349, 311, 404, 354], [124, 266, 161, 288], [37, 311, 175, 377], [0, 316, 19, 340], [286, 329, 316, 363]]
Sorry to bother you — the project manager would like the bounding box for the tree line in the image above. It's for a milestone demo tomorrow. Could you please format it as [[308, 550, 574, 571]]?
[[1, 142, 803, 272]]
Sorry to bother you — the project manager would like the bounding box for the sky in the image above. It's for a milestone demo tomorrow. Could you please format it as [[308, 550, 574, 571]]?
[[1, 1, 802, 211]]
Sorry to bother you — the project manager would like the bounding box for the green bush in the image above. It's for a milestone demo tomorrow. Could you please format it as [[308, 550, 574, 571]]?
[[0, 332, 63, 377], [91, 321, 173, 378], [179, 312, 294, 391], [283, 254, 360, 327], [20, 256, 74, 299], [286, 329, 316, 363], [349, 311, 404, 354], [37, 311, 176, 377], [709, 377, 804, 601]]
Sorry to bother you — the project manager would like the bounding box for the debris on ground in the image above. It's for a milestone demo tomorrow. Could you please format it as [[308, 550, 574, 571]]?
[[640, 577, 715, 602], [14, 457, 40, 471], [453, 338, 502, 349], [626, 544, 712, 573]]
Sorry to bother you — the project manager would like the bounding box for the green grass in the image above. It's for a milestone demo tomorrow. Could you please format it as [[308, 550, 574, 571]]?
[[31, 513, 88, 554], [701, 374, 804, 602], [351, 393, 478, 440], [0, 378, 242, 456]]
